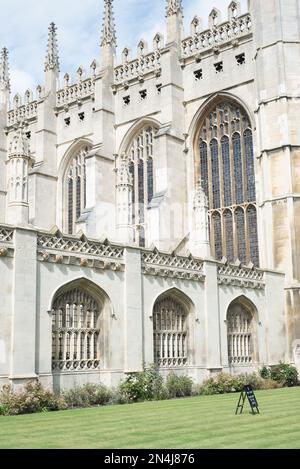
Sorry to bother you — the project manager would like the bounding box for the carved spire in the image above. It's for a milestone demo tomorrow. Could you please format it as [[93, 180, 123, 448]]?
[[166, 0, 183, 17], [101, 0, 117, 47], [45, 22, 60, 72], [9, 124, 30, 159], [0, 47, 10, 91]]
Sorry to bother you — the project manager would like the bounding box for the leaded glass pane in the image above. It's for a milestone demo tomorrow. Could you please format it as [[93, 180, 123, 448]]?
[[221, 136, 232, 206], [200, 141, 209, 200], [236, 208, 246, 263], [213, 212, 222, 260], [247, 205, 259, 267], [147, 158, 154, 203], [224, 210, 234, 262], [210, 139, 220, 209], [244, 129, 256, 202], [233, 133, 244, 204]]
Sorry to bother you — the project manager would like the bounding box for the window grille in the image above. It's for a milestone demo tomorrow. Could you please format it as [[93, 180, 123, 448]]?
[[227, 304, 253, 364], [52, 288, 100, 371], [153, 297, 187, 367]]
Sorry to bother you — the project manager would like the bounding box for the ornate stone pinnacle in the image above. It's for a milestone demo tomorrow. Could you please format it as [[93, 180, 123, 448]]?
[[194, 179, 208, 209], [166, 0, 183, 17], [0, 47, 10, 91], [45, 22, 60, 72], [101, 0, 117, 47], [9, 123, 30, 159], [117, 156, 133, 187]]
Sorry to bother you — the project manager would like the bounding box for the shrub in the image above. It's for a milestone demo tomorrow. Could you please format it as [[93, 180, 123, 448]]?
[[260, 366, 271, 380], [0, 382, 67, 416], [269, 363, 299, 387], [166, 373, 193, 398], [259, 363, 299, 387], [118, 365, 168, 403], [197, 372, 278, 396], [63, 383, 112, 408]]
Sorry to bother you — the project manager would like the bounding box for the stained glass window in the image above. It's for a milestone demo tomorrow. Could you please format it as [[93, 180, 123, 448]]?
[[127, 126, 157, 247], [221, 136, 232, 206], [247, 205, 259, 267], [244, 129, 256, 202], [65, 146, 90, 234], [197, 101, 259, 265], [236, 207, 246, 263], [233, 133, 243, 204]]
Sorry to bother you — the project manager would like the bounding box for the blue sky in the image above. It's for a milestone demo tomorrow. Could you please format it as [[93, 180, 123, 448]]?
[[0, 0, 248, 95]]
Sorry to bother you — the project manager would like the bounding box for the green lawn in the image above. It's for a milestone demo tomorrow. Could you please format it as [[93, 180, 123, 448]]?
[[0, 387, 300, 449]]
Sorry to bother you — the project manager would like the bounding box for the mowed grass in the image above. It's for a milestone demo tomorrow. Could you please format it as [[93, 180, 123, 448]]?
[[0, 387, 300, 449]]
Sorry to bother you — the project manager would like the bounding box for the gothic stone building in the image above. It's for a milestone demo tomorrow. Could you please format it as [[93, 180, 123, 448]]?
[[0, 0, 299, 391]]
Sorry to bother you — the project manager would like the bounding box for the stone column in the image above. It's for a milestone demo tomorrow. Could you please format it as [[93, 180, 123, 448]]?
[[124, 247, 143, 372], [203, 260, 222, 370], [10, 228, 37, 386]]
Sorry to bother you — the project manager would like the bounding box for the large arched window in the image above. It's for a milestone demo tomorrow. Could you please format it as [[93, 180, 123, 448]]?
[[65, 146, 90, 234], [153, 296, 187, 367], [127, 126, 157, 247], [197, 100, 259, 266], [227, 299, 256, 365], [52, 287, 100, 371]]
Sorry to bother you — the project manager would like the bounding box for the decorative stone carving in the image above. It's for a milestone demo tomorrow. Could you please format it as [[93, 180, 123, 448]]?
[[44, 22, 60, 72]]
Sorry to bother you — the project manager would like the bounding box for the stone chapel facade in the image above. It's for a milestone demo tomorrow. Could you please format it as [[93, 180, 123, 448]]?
[[0, 0, 299, 391]]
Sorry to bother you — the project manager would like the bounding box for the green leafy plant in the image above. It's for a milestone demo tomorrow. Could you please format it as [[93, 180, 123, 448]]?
[[166, 373, 193, 398]]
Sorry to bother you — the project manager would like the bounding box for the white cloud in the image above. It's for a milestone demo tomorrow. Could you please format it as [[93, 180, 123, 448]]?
[[0, 0, 249, 96]]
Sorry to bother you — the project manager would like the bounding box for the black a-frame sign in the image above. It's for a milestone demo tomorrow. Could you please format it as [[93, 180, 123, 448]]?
[[235, 385, 260, 415]]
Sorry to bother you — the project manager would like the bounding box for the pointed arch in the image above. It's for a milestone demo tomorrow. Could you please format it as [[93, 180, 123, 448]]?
[[50, 278, 112, 372], [190, 93, 259, 266], [118, 117, 161, 248], [57, 138, 93, 235], [152, 288, 195, 368], [226, 295, 259, 366], [118, 117, 161, 156]]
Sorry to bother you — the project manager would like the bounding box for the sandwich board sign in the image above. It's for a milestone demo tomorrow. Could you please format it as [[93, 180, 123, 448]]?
[[235, 385, 260, 415]]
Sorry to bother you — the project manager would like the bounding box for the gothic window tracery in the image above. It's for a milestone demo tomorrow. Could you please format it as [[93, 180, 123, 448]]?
[[153, 297, 188, 367], [52, 288, 100, 371], [65, 146, 90, 234], [127, 126, 157, 247], [197, 101, 259, 266], [227, 302, 254, 365]]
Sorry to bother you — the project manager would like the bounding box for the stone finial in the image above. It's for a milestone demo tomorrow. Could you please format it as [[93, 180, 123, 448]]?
[[191, 16, 202, 36], [117, 156, 133, 187], [45, 22, 60, 72], [101, 0, 117, 47], [166, 0, 183, 17], [209, 8, 221, 28], [9, 124, 30, 158], [228, 1, 241, 20], [0, 47, 10, 91]]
